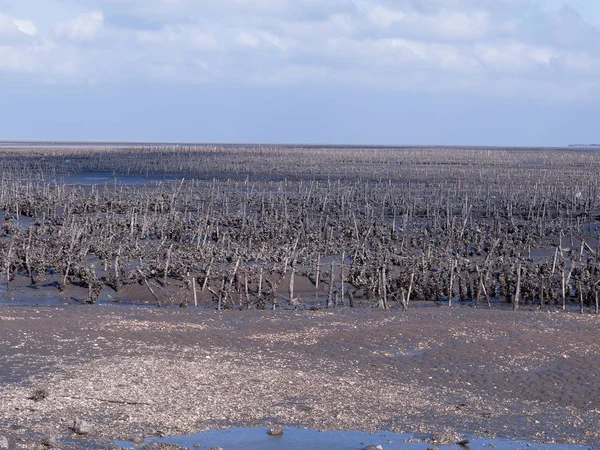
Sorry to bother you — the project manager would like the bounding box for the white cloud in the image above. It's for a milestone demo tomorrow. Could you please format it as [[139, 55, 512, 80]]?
[[475, 42, 555, 70], [367, 6, 407, 29], [0, 13, 37, 39], [0, 0, 599, 99], [323, 36, 480, 74], [0, 39, 74, 77], [12, 18, 37, 36], [236, 31, 260, 48], [55, 11, 104, 41], [366, 6, 490, 40], [236, 30, 286, 49], [558, 50, 600, 73], [136, 25, 218, 50]]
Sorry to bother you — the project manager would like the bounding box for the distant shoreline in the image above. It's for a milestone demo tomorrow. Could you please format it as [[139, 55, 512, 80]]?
[[0, 140, 579, 150]]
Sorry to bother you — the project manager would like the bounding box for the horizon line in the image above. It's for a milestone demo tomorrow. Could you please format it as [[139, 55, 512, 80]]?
[[0, 139, 578, 150]]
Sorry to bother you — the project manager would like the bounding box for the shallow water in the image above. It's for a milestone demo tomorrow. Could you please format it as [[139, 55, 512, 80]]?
[[114, 427, 596, 450], [0, 211, 35, 228], [50, 171, 175, 185], [0, 284, 589, 313], [0, 277, 154, 307], [0, 284, 165, 308]]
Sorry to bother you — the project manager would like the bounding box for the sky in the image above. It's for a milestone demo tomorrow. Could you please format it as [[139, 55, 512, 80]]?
[[0, 0, 599, 146]]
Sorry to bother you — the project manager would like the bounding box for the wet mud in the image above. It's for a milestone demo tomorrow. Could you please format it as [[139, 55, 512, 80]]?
[[0, 306, 599, 449]]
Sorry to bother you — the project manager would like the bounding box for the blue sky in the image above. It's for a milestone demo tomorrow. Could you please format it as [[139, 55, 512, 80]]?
[[0, 0, 599, 146]]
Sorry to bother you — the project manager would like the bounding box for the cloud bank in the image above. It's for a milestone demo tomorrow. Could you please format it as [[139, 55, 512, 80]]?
[[1, 0, 599, 99]]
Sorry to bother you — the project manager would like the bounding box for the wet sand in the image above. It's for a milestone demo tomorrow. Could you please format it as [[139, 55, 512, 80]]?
[[0, 306, 599, 449]]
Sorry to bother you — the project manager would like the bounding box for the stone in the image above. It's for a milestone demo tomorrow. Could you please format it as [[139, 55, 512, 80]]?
[[0, 436, 8, 449], [145, 444, 187, 450], [131, 435, 145, 444], [28, 389, 48, 402], [72, 418, 92, 435], [362, 446, 384, 450], [40, 436, 60, 448], [208, 447, 223, 450], [426, 430, 461, 445], [267, 425, 284, 436]]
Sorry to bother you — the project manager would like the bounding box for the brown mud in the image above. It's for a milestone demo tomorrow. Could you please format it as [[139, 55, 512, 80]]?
[[1, 306, 599, 448]]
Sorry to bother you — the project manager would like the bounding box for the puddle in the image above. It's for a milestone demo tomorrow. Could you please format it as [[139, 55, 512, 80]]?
[[0, 282, 158, 308], [114, 427, 596, 450], [0, 288, 174, 308], [0, 211, 36, 228], [49, 171, 175, 185]]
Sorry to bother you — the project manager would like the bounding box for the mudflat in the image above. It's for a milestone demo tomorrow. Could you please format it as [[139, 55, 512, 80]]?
[[0, 305, 598, 449]]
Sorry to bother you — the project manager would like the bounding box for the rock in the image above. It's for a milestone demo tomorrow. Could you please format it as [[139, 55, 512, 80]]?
[[28, 389, 48, 402], [456, 439, 471, 447], [362, 446, 384, 450], [208, 447, 223, 450], [145, 444, 187, 450], [40, 436, 60, 448], [72, 418, 92, 435], [427, 447, 438, 450], [0, 436, 8, 449], [425, 430, 461, 445], [267, 425, 283, 436], [131, 435, 145, 444]]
